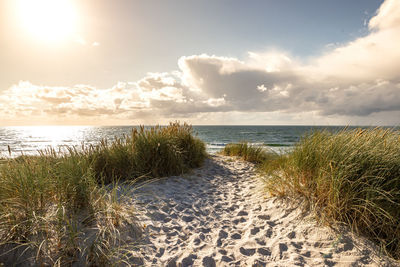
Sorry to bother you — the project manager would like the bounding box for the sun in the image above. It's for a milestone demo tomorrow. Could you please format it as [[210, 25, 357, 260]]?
[[16, 0, 78, 43]]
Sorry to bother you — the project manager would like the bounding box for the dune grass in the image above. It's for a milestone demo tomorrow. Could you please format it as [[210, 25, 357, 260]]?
[[89, 122, 206, 184], [221, 142, 276, 164], [0, 122, 206, 265], [222, 128, 400, 260]]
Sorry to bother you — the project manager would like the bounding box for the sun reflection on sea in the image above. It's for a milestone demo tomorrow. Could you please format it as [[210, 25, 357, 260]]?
[[1, 126, 93, 157], [26, 126, 89, 146]]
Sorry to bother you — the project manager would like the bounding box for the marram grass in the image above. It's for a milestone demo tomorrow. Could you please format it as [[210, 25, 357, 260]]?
[[223, 128, 400, 260], [89, 122, 206, 183], [221, 142, 276, 164], [0, 122, 206, 265]]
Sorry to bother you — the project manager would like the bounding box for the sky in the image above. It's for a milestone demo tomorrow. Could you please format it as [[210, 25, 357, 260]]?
[[1, 0, 399, 126]]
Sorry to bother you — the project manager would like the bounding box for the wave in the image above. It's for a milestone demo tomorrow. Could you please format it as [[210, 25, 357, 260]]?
[[208, 143, 228, 147], [264, 143, 292, 147], [207, 142, 292, 147]]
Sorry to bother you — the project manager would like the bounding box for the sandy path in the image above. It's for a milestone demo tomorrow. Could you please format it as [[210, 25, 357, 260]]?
[[131, 155, 395, 266]]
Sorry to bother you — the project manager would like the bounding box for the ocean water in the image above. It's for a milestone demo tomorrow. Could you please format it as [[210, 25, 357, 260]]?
[[0, 125, 387, 157]]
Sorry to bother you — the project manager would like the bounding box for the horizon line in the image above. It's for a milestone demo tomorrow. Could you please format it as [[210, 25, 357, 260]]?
[[1, 124, 399, 128]]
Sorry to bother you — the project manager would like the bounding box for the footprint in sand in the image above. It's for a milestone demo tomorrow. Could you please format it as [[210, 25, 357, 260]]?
[[221, 255, 234, 263], [131, 155, 394, 266], [257, 247, 271, 256], [251, 227, 260, 235], [182, 215, 194, 222], [218, 230, 228, 238], [181, 254, 197, 266], [237, 210, 248, 216], [240, 247, 256, 256], [231, 233, 242, 239], [202, 256, 216, 267], [272, 243, 289, 260]]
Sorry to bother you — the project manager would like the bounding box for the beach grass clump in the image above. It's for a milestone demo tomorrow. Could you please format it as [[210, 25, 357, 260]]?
[[0, 122, 206, 265], [0, 149, 138, 266], [89, 122, 206, 183], [221, 142, 274, 163], [131, 123, 206, 178], [264, 128, 400, 259], [90, 137, 136, 184]]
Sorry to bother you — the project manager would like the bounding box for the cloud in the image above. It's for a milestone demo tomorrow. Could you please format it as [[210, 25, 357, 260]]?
[[173, 0, 400, 119], [369, 0, 400, 30], [1, 0, 400, 125]]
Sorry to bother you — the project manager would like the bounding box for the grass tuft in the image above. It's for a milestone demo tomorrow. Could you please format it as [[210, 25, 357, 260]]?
[[88, 122, 206, 183], [220, 142, 276, 164], [0, 122, 206, 265], [261, 128, 400, 259], [221, 128, 400, 260]]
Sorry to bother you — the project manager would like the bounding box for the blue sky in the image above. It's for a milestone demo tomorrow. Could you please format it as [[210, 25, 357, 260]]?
[[2, 0, 400, 126]]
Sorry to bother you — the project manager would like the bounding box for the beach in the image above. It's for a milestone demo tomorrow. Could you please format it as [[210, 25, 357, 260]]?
[[1, 125, 399, 266], [131, 155, 395, 266], [2, 0, 400, 264]]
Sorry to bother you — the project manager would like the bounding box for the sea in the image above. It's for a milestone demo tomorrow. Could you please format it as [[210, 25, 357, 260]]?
[[0, 125, 392, 158]]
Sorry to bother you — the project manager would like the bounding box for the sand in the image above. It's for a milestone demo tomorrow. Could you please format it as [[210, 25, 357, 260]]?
[[131, 155, 397, 266]]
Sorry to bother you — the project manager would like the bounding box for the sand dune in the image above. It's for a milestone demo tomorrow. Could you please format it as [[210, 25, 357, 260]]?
[[131, 155, 396, 266]]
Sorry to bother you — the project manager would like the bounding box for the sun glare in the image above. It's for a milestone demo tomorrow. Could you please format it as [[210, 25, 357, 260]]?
[[16, 0, 78, 43]]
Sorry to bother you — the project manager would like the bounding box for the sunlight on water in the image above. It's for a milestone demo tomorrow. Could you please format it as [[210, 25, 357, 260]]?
[[22, 126, 89, 146], [0, 126, 104, 157], [0, 125, 381, 158]]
